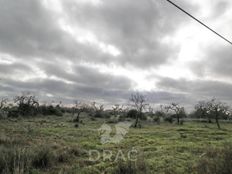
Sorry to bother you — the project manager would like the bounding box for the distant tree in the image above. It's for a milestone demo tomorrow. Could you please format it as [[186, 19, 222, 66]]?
[[130, 93, 147, 128], [112, 104, 123, 117], [195, 101, 212, 122], [91, 102, 104, 118], [147, 106, 154, 117], [73, 100, 90, 122], [14, 93, 39, 116], [153, 105, 166, 124], [194, 99, 231, 129], [165, 103, 186, 125], [206, 99, 230, 129]]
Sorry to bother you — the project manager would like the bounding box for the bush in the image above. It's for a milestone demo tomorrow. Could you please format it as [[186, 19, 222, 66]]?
[[38, 105, 63, 116], [127, 109, 138, 119], [153, 116, 160, 124], [194, 143, 232, 174], [93, 110, 104, 118], [164, 116, 173, 123], [7, 107, 19, 118]]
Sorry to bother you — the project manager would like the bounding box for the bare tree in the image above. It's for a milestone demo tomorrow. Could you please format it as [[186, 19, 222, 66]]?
[[166, 103, 185, 125], [73, 100, 90, 122], [130, 92, 147, 128]]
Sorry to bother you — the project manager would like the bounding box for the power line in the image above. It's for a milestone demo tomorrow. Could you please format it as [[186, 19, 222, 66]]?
[[165, 0, 232, 46]]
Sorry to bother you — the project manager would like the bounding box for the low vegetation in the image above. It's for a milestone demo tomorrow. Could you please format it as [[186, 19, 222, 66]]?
[[0, 93, 232, 173]]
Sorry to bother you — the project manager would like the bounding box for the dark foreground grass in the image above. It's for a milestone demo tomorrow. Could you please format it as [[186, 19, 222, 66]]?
[[1, 114, 232, 173]]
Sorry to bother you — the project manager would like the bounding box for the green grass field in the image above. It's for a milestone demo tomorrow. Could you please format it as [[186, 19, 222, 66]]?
[[1, 114, 232, 174]]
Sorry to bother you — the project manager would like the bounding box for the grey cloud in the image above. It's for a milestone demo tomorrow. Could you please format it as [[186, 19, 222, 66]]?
[[0, 0, 93, 61], [0, 0, 198, 68], [0, 62, 32, 76], [0, 62, 135, 104], [37, 61, 134, 90], [62, 0, 198, 68], [204, 45, 232, 79], [157, 77, 232, 104], [2, 0, 230, 108], [0, 78, 130, 104], [210, 1, 231, 19], [189, 45, 232, 79]]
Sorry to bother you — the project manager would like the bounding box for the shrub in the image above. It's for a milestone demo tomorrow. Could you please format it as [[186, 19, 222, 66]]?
[[38, 105, 63, 116], [7, 107, 19, 118], [127, 109, 138, 119], [153, 116, 160, 124], [164, 116, 173, 123], [118, 115, 126, 122], [94, 110, 104, 118]]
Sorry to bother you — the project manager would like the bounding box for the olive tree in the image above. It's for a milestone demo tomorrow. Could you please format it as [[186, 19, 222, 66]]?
[[165, 103, 186, 125], [195, 101, 212, 123], [195, 99, 230, 129], [206, 99, 230, 129], [130, 93, 147, 128]]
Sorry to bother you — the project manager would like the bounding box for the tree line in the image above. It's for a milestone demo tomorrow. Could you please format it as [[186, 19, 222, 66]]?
[[0, 92, 231, 129]]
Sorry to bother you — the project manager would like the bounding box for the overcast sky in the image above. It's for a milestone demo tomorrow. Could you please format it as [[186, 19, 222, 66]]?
[[0, 0, 232, 108]]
